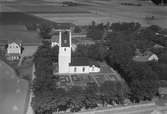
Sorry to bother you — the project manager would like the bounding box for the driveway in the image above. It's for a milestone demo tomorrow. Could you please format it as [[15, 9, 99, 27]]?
[[0, 59, 29, 114]]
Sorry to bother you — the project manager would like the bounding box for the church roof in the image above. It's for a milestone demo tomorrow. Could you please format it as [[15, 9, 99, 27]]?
[[69, 57, 99, 67]]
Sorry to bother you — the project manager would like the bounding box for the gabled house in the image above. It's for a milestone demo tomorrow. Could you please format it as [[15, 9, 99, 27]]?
[[7, 42, 22, 54], [133, 50, 159, 62], [6, 42, 22, 61]]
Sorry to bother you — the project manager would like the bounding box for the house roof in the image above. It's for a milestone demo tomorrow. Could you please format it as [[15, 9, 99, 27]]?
[[133, 55, 150, 62], [153, 44, 164, 49], [0, 25, 41, 46], [70, 57, 90, 66], [69, 57, 99, 67], [133, 50, 158, 62]]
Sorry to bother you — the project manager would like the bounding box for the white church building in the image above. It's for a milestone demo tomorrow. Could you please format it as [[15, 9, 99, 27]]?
[[54, 29, 100, 74]]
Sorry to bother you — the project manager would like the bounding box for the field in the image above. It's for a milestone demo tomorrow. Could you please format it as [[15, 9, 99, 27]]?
[[5, 4, 90, 13], [0, 12, 53, 24], [0, 25, 41, 45], [1, 0, 167, 27]]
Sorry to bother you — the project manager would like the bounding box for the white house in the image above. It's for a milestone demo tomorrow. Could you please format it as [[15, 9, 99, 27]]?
[[57, 29, 100, 74], [7, 42, 21, 54], [6, 42, 22, 61]]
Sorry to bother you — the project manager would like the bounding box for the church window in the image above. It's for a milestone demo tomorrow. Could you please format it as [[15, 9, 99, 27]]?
[[92, 65, 95, 71], [82, 67, 85, 72], [64, 48, 66, 51], [74, 67, 77, 72]]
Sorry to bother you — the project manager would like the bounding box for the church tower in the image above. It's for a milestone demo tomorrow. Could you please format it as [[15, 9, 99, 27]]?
[[58, 30, 72, 73]]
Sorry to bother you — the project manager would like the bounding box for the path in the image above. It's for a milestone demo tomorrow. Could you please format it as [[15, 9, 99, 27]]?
[[0, 59, 29, 114]]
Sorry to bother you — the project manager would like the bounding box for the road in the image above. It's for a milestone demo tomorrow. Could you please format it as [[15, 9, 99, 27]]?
[[0, 59, 29, 114], [63, 103, 167, 114]]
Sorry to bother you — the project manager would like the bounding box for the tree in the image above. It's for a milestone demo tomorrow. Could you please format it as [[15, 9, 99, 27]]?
[[87, 21, 105, 40], [110, 22, 140, 32], [88, 44, 108, 61], [105, 32, 135, 68], [83, 82, 99, 109], [65, 86, 85, 112], [125, 62, 159, 102], [38, 23, 53, 39], [147, 25, 161, 33], [32, 41, 60, 114], [130, 79, 158, 102], [159, 51, 167, 63], [72, 44, 108, 61], [150, 62, 167, 80], [98, 81, 129, 105], [151, 0, 167, 5], [32, 87, 67, 114], [25, 23, 38, 31], [72, 44, 89, 57], [51, 45, 59, 63], [74, 26, 82, 33]]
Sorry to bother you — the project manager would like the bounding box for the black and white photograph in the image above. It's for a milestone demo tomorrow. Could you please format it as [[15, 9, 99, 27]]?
[[0, 0, 167, 114]]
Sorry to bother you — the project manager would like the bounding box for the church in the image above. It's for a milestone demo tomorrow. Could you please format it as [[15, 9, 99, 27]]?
[[54, 29, 100, 74], [51, 29, 121, 88]]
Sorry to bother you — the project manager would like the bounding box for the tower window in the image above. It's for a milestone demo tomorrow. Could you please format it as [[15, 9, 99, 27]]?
[[64, 40, 67, 44], [64, 48, 66, 51]]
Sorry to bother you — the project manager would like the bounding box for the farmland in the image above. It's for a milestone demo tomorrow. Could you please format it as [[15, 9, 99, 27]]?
[[0, 25, 41, 45], [1, 0, 167, 27], [5, 4, 90, 13], [0, 12, 54, 25], [1, 0, 167, 28]]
